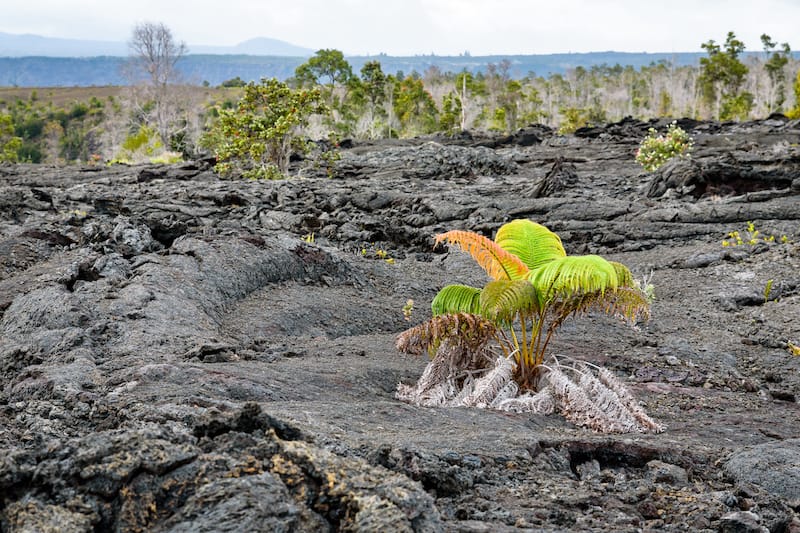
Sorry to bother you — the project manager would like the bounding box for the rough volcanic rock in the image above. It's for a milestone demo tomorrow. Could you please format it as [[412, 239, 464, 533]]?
[[1, 118, 799, 531], [725, 439, 800, 502], [646, 148, 800, 199]]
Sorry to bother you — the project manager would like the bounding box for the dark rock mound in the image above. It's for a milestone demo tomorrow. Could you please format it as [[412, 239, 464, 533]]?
[[530, 157, 578, 198], [646, 150, 800, 199], [724, 439, 800, 501], [335, 141, 519, 180], [0, 404, 441, 532]]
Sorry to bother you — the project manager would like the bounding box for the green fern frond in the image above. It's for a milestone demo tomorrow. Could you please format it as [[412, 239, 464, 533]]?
[[435, 230, 529, 280], [529, 255, 620, 298], [494, 219, 566, 271], [609, 261, 635, 287], [479, 280, 541, 323], [432, 284, 482, 316]]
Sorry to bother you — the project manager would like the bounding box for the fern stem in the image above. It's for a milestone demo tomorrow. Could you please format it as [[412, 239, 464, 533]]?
[[529, 309, 546, 367], [519, 312, 529, 368], [537, 327, 557, 367], [493, 333, 511, 359], [508, 326, 521, 366]]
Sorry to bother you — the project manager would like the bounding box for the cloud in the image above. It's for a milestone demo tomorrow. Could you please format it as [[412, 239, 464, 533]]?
[[1, 0, 798, 55]]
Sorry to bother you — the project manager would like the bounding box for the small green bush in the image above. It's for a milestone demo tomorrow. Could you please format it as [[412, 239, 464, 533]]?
[[635, 122, 693, 171], [0, 113, 23, 163], [201, 78, 327, 180], [121, 125, 162, 155]]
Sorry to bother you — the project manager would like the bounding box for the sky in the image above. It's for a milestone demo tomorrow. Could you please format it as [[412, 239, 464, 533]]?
[[1, 0, 798, 56]]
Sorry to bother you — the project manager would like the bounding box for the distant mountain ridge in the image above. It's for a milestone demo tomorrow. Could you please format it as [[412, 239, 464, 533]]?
[[192, 38, 314, 57], [0, 32, 128, 57], [0, 31, 313, 57]]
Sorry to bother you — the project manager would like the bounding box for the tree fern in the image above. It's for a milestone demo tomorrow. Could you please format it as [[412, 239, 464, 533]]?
[[435, 230, 529, 280], [398, 218, 655, 433], [609, 261, 635, 287]]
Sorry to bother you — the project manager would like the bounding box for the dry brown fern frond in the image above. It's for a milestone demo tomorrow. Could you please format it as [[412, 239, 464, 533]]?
[[545, 366, 633, 433], [462, 355, 515, 408], [494, 387, 556, 414], [395, 312, 498, 356], [601, 286, 651, 324], [395, 334, 497, 408], [576, 366, 641, 430], [397, 341, 663, 434], [487, 380, 520, 409], [548, 285, 650, 332], [543, 363, 663, 434], [597, 367, 664, 433], [408, 339, 492, 397]]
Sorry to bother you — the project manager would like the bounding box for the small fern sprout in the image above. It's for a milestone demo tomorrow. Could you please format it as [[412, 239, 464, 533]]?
[[637, 270, 656, 303], [402, 299, 415, 321]]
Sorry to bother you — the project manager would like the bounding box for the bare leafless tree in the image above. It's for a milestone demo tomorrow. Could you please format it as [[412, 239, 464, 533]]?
[[127, 22, 189, 149], [129, 22, 187, 87]]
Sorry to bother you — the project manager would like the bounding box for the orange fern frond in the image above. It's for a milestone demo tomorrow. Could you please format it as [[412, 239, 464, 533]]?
[[435, 230, 529, 280]]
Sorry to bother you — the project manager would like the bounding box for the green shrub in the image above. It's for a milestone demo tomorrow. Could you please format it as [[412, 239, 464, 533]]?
[[220, 76, 247, 88], [201, 78, 327, 180], [635, 121, 693, 171], [557, 107, 589, 134], [112, 125, 168, 163], [0, 113, 23, 163]]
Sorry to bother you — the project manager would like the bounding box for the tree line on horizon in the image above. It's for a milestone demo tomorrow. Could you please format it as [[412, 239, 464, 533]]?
[[1, 24, 798, 165]]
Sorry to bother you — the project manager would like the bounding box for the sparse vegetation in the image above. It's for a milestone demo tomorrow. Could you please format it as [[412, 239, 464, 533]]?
[[635, 122, 693, 172], [359, 243, 393, 261], [721, 221, 789, 247], [0, 112, 23, 162], [0, 28, 797, 166], [789, 341, 800, 356], [402, 299, 414, 321], [764, 279, 774, 303]]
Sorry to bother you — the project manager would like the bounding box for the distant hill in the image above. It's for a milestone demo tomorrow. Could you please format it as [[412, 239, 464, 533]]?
[[192, 38, 314, 57], [0, 31, 313, 58], [0, 32, 128, 57]]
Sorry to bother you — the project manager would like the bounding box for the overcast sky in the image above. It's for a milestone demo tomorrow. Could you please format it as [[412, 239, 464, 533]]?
[[2, 0, 797, 55]]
